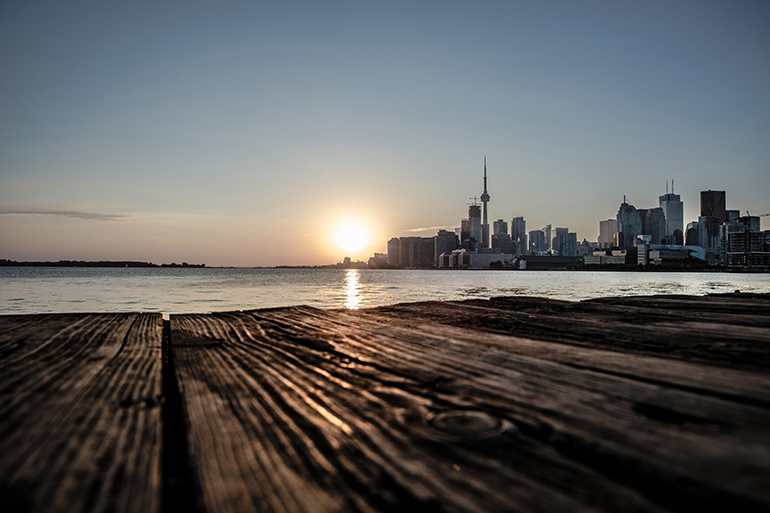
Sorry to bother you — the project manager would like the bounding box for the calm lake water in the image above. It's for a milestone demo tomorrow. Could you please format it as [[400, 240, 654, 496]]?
[[1, 267, 769, 317]]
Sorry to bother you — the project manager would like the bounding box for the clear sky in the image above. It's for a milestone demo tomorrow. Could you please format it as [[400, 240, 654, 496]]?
[[1, 0, 768, 266]]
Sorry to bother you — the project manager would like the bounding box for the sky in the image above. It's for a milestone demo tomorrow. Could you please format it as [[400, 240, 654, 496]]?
[[1, 0, 769, 266]]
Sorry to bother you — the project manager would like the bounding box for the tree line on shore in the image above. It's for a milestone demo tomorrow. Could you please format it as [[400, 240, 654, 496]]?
[[0, 259, 206, 268]]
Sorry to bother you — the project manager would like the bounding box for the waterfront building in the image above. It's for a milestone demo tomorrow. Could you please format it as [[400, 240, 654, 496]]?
[[636, 235, 652, 266], [399, 237, 416, 268], [434, 230, 458, 267], [439, 248, 514, 269], [578, 239, 594, 256], [719, 216, 769, 269], [368, 253, 389, 268], [491, 233, 513, 255], [616, 197, 642, 248], [528, 230, 547, 253], [387, 238, 400, 266], [599, 219, 617, 249]]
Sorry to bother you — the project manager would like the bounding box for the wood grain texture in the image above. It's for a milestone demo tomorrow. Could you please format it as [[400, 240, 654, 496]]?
[[0, 313, 163, 513], [170, 295, 770, 513]]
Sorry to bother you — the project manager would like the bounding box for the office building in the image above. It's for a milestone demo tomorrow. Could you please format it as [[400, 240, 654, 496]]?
[[542, 225, 552, 251], [552, 227, 568, 253], [493, 219, 508, 235], [511, 217, 527, 255], [491, 233, 513, 255], [434, 230, 458, 267], [644, 207, 666, 244], [468, 204, 482, 248], [529, 230, 547, 253], [616, 196, 642, 248], [387, 238, 400, 266], [659, 181, 683, 239], [559, 232, 578, 257], [599, 219, 617, 248], [701, 190, 727, 224]]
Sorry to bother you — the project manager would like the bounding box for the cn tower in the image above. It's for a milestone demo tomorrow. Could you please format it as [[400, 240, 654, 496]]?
[[480, 157, 490, 248]]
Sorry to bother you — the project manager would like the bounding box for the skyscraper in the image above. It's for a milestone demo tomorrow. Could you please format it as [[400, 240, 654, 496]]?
[[552, 227, 568, 253], [493, 219, 508, 235], [387, 238, 400, 266], [511, 217, 527, 255], [645, 207, 666, 244], [659, 181, 683, 239], [529, 230, 546, 253], [700, 190, 727, 262], [542, 225, 552, 252], [701, 190, 727, 224], [559, 232, 578, 257], [434, 230, 458, 267], [480, 157, 490, 248], [598, 219, 617, 248], [468, 203, 482, 248], [617, 196, 642, 248]]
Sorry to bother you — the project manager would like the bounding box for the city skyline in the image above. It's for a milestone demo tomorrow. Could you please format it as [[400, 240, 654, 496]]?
[[1, 1, 768, 266]]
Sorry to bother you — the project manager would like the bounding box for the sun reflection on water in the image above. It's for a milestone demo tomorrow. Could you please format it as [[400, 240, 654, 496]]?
[[344, 269, 362, 309]]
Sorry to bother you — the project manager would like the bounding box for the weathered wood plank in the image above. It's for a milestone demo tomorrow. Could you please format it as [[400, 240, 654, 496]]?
[[170, 297, 770, 513], [0, 313, 163, 513], [361, 293, 770, 371]]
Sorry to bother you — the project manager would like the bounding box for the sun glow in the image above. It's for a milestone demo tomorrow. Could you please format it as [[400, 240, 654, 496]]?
[[333, 221, 373, 255]]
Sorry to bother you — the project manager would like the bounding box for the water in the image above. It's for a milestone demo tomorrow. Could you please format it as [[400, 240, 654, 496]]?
[[1, 267, 768, 317]]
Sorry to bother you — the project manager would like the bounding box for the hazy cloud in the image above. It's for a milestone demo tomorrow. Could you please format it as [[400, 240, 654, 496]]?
[[405, 225, 455, 233], [0, 210, 128, 221]]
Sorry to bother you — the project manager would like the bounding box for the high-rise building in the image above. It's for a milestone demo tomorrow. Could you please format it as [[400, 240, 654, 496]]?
[[399, 237, 434, 268], [552, 227, 568, 253], [529, 230, 546, 253], [559, 232, 578, 257], [701, 190, 727, 224], [387, 238, 400, 266], [598, 219, 617, 248], [480, 157, 490, 248], [659, 181, 683, 238], [685, 221, 701, 247], [493, 219, 508, 235], [460, 219, 469, 242], [700, 190, 727, 262], [434, 230, 458, 267], [511, 217, 527, 255], [491, 233, 513, 255], [616, 196, 642, 248], [644, 207, 666, 244], [542, 225, 552, 251], [468, 204, 482, 248]]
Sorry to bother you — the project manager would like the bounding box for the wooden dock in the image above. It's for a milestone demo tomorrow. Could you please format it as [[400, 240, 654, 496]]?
[[1, 293, 769, 512]]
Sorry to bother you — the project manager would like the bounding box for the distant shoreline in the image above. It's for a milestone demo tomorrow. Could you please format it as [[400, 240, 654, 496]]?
[[0, 259, 205, 268], [1, 260, 766, 272]]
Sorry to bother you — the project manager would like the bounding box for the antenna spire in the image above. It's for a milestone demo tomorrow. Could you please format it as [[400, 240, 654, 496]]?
[[483, 156, 487, 193]]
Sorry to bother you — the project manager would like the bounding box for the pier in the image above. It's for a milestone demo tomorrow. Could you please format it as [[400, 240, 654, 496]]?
[[1, 293, 769, 512]]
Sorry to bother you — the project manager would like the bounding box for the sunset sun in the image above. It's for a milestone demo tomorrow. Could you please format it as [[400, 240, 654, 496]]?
[[333, 221, 372, 254]]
